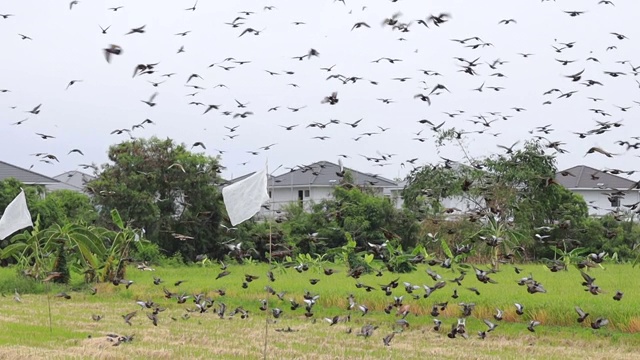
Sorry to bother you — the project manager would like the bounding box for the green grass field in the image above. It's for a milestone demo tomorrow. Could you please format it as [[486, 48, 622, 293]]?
[[1, 262, 639, 359]]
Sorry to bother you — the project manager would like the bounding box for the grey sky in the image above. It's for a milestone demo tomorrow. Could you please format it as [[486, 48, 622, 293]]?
[[0, 0, 638, 182]]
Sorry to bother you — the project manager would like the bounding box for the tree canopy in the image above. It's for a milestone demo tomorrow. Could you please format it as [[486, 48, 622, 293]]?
[[0, 178, 96, 229], [86, 137, 226, 260], [402, 140, 590, 259]]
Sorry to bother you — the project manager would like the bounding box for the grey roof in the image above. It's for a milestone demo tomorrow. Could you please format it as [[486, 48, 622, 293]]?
[[270, 161, 398, 188], [221, 171, 275, 188], [53, 171, 95, 189], [0, 160, 61, 185], [555, 165, 636, 189]]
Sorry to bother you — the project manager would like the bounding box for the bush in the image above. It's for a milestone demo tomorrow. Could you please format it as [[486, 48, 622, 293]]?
[[131, 241, 165, 264], [159, 252, 185, 267], [51, 244, 70, 284]]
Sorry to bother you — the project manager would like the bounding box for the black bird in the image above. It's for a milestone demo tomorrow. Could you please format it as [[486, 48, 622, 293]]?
[[591, 318, 609, 329], [575, 306, 589, 323]]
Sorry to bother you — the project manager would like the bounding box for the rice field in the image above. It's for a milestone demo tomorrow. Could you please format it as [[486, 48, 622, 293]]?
[[0, 262, 639, 359]]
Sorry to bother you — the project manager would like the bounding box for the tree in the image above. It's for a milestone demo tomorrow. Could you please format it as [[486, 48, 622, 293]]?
[[402, 140, 589, 261], [87, 137, 226, 260], [278, 172, 420, 260], [39, 190, 98, 224], [0, 179, 97, 231]]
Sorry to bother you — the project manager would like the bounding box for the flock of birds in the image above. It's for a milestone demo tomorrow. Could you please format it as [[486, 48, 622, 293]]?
[[0, 0, 638, 352], [8, 240, 621, 349], [1, 0, 639, 182]]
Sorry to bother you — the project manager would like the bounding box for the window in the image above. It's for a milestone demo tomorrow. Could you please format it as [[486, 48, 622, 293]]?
[[609, 196, 620, 207], [304, 190, 310, 197], [268, 191, 272, 198]]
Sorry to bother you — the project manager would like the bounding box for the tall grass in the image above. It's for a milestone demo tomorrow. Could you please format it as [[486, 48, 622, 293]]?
[[1, 262, 639, 359]]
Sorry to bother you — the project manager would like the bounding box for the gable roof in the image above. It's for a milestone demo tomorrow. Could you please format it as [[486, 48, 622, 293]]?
[[0, 160, 61, 185], [270, 161, 397, 188], [53, 171, 95, 191], [555, 165, 636, 189], [220, 171, 275, 188]]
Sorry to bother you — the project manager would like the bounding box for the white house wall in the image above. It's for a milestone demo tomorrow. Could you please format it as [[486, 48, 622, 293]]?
[[574, 189, 640, 216]]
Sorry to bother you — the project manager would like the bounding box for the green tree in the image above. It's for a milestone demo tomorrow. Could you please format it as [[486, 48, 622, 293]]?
[[86, 137, 225, 260], [0, 179, 97, 231], [403, 140, 589, 261], [39, 190, 98, 224], [279, 176, 419, 259]]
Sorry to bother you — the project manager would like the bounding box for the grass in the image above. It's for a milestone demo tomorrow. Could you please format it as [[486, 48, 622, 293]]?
[[0, 262, 639, 359]]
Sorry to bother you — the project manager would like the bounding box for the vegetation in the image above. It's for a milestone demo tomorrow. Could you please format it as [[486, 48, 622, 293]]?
[[86, 137, 226, 260], [2, 136, 640, 358], [0, 178, 97, 230], [0, 263, 639, 359], [1, 136, 640, 293], [0, 210, 145, 284]]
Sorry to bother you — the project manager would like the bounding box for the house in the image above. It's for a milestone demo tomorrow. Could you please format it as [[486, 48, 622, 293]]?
[[265, 161, 399, 212], [51, 170, 96, 193], [555, 165, 640, 216], [224, 161, 400, 215], [0, 160, 88, 194]]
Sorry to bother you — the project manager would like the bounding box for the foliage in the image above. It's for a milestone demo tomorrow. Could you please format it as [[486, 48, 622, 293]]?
[[86, 137, 225, 261], [0, 208, 148, 284], [96, 209, 144, 282], [39, 190, 98, 225], [403, 140, 590, 259], [51, 243, 70, 284], [0, 179, 97, 233]]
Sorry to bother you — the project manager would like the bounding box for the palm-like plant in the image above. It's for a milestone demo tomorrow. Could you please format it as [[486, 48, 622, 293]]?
[[1, 215, 50, 279], [1, 216, 106, 282], [479, 216, 525, 270], [97, 209, 145, 282], [1, 209, 146, 284]]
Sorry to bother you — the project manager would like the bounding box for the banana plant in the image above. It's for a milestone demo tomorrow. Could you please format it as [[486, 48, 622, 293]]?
[[97, 209, 147, 282], [478, 216, 525, 270], [1, 215, 50, 279]]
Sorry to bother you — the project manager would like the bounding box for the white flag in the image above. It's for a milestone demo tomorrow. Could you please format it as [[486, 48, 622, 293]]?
[[222, 167, 270, 226], [0, 189, 34, 240]]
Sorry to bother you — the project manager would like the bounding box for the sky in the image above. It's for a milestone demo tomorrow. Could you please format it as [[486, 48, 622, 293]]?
[[0, 0, 639, 182]]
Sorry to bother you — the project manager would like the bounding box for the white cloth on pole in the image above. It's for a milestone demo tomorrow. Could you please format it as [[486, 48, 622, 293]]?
[[0, 189, 34, 240], [222, 167, 270, 226]]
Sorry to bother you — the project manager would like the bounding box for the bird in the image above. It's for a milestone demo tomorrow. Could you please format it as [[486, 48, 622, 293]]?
[[192, 142, 206, 150], [591, 318, 609, 329], [27, 104, 42, 115], [122, 311, 137, 326], [103, 45, 123, 63], [321, 92, 339, 105], [575, 306, 589, 323], [126, 25, 146, 35], [613, 291, 624, 301], [35, 133, 55, 140], [141, 93, 158, 107], [515, 303, 524, 316], [66, 80, 82, 90], [352, 22, 370, 30], [585, 147, 615, 157]]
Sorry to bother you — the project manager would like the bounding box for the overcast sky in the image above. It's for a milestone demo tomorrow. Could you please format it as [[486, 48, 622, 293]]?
[[0, 0, 638, 182]]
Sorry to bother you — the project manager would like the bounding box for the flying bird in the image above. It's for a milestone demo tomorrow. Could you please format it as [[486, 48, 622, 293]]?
[[103, 44, 123, 63]]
